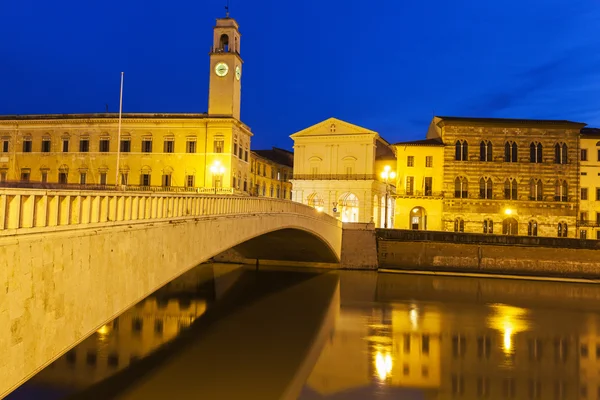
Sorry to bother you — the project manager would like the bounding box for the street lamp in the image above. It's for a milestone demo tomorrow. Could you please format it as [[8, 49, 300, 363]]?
[[209, 160, 226, 193], [381, 165, 396, 229]]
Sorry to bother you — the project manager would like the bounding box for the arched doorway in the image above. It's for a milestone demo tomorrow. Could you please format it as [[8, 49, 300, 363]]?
[[502, 218, 518, 235], [339, 192, 359, 222], [307, 192, 324, 211], [409, 206, 427, 230]]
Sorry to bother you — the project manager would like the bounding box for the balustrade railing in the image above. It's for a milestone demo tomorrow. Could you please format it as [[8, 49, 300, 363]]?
[[0, 188, 339, 234], [576, 220, 600, 228], [292, 174, 378, 181]]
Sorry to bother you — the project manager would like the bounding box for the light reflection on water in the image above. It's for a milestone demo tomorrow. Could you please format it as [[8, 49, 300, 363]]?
[[9, 264, 600, 400]]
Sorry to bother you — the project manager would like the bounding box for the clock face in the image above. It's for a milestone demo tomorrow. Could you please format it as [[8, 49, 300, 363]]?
[[215, 62, 229, 77], [235, 65, 241, 81]]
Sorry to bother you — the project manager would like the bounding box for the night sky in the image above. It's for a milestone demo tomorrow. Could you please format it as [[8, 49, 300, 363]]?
[[1, 0, 599, 150]]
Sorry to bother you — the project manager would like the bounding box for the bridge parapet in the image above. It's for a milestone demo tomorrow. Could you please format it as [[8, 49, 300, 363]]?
[[0, 188, 339, 236]]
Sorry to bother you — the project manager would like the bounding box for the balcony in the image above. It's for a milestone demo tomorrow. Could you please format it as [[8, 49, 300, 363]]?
[[394, 190, 444, 198], [576, 220, 600, 228], [292, 174, 378, 181]]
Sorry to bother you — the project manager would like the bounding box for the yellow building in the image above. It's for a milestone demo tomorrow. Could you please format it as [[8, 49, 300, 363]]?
[[393, 139, 445, 230], [250, 147, 293, 199], [290, 117, 396, 227], [577, 128, 600, 239], [0, 16, 250, 193]]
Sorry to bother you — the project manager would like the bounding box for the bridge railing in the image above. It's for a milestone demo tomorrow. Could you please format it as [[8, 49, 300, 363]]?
[[0, 188, 340, 235]]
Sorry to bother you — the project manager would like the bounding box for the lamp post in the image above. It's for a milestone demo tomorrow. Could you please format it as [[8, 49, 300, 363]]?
[[209, 160, 225, 194], [381, 165, 396, 229]]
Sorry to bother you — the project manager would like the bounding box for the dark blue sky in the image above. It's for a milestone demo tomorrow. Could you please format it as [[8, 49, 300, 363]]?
[[1, 0, 599, 150]]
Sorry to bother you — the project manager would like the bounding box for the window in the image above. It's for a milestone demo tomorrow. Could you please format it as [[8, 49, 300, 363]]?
[[41, 138, 51, 153], [163, 138, 174, 153], [214, 137, 224, 153], [597, 188, 600, 201], [454, 218, 465, 232], [407, 156, 414, 167], [422, 335, 430, 354], [0, 171, 6, 182], [186, 175, 195, 187], [23, 138, 32, 153], [162, 174, 171, 187], [502, 218, 518, 235], [20, 170, 30, 182], [233, 141, 238, 156], [269, 185, 274, 197], [58, 172, 68, 184], [79, 138, 89, 152], [121, 173, 128, 185], [186, 140, 196, 153], [480, 140, 493, 161], [451, 375, 464, 396], [141, 138, 152, 153], [99, 138, 110, 152], [582, 172, 588, 176], [555, 143, 568, 164], [598, 149, 600, 162], [120, 139, 131, 152], [406, 176, 414, 195], [477, 377, 490, 397], [581, 343, 589, 358], [452, 335, 466, 358], [557, 222, 568, 237], [504, 178, 518, 200], [100, 173, 107, 185], [502, 378, 516, 398], [555, 180, 568, 202], [238, 145, 243, 159], [581, 230, 588, 239], [582, 149, 588, 161], [154, 320, 163, 335], [582, 188, 588, 200], [41, 171, 47, 183], [528, 220, 538, 236], [504, 141, 518, 162], [244, 149, 249, 162], [530, 142, 543, 163], [62, 138, 69, 152], [479, 177, 493, 199], [140, 173, 151, 186], [530, 179, 543, 201], [276, 186, 280, 198], [80, 173, 87, 185], [455, 140, 468, 161], [424, 177, 432, 196], [1, 139, 8, 153], [454, 176, 468, 198], [425, 156, 433, 167], [483, 219, 493, 234]]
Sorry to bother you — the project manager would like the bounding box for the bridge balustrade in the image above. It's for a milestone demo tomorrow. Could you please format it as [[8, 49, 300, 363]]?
[[0, 188, 338, 235]]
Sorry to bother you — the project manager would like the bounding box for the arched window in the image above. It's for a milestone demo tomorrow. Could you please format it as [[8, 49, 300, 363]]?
[[554, 143, 568, 164], [307, 193, 323, 209], [502, 218, 518, 235], [339, 192, 360, 223], [276, 186, 280, 198], [455, 176, 468, 199], [454, 217, 465, 232], [557, 222, 568, 238], [555, 179, 568, 202], [528, 220, 538, 236], [483, 219, 494, 234], [505, 141, 518, 162], [479, 177, 493, 199], [480, 141, 493, 162], [530, 142, 543, 163], [529, 179, 543, 201], [504, 178, 518, 200], [269, 185, 274, 197], [455, 140, 468, 161], [219, 34, 229, 52]]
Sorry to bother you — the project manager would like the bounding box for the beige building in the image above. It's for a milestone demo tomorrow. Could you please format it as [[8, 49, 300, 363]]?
[[578, 128, 600, 239], [393, 117, 584, 237], [250, 147, 293, 199], [290, 117, 396, 227], [0, 17, 250, 193]]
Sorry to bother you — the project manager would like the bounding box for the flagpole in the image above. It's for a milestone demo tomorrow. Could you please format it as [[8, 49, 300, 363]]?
[[115, 72, 124, 187]]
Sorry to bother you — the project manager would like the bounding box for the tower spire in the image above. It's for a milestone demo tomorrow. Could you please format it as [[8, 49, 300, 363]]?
[[225, 0, 230, 17]]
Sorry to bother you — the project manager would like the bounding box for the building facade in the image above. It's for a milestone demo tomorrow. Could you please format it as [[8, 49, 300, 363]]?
[[393, 117, 585, 238], [290, 118, 396, 227], [250, 147, 293, 199], [0, 17, 250, 193], [578, 128, 600, 239]]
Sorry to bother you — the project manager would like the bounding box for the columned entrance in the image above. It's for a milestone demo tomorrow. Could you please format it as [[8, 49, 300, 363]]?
[[409, 206, 427, 230]]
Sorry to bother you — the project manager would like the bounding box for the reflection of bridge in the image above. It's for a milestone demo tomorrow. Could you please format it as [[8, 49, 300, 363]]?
[[0, 188, 342, 398]]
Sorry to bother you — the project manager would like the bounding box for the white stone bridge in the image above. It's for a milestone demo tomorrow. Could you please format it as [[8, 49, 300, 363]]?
[[0, 188, 343, 398]]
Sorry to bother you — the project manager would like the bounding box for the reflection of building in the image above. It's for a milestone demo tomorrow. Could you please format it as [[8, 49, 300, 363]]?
[[578, 314, 600, 400], [0, 16, 250, 192], [290, 118, 396, 226], [578, 128, 600, 239], [249, 147, 293, 199], [394, 117, 584, 237]]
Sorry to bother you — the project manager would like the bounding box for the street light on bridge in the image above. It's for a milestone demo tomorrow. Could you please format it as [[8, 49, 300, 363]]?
[[381, 165, 396, 229], [210, 160, 226, 193]]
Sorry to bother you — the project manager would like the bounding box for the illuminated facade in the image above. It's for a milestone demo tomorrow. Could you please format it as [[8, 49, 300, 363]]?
[[394, 117, 584, 237], [0, 17, 250, 192], [290, 118, 396, 226], [577, 128, 600, 239], [250, 147, 293, 199]]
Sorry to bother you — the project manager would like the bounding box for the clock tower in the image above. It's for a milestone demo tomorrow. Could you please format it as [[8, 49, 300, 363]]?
[[208, 17, 243, 120]]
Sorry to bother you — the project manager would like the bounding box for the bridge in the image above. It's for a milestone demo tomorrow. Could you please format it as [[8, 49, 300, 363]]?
[[0, 188, 343, 398]]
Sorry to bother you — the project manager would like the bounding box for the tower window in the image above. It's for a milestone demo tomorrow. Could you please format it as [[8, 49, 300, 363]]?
[[219, 34, 229, 52]]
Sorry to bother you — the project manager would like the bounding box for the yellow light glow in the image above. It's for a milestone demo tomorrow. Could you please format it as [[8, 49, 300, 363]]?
[[96, 325, 110, 335], [390, 171, 396, 179], [384, 165, 391, 172], [375, 352, 393, 381], [409, 308, 418, 329], [316, 206, 324, 212], [412, 208, 418, 213], [504, 208, 513, 215], [209, 160, 226, 174], [504, 327, 513, 352], [381, 165, 396, 181], [487, 304, 529, 355]]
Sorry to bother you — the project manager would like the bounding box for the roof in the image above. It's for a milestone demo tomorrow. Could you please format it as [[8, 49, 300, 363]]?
[[251, 147, 293, 167], [0, 113, 209, 120], [435, 116, 586, 128], [375, 141, 396, 160], [393, 138, 445, 147], [581, 127, 600, 137]]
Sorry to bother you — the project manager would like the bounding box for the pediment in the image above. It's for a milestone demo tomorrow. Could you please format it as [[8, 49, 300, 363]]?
[[290, 117, 378, 138]]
